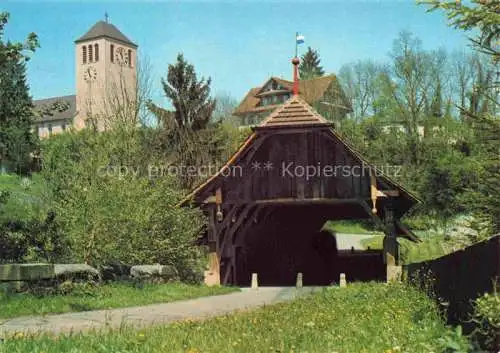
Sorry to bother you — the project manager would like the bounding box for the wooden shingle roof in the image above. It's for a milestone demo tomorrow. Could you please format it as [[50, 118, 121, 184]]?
[[257, 95, 332, 129]]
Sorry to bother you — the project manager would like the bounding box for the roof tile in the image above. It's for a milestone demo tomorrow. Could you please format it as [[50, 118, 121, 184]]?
[[75, 21, 137, 47], [258, 95, 331, 128], [33, 95, 77, 123]]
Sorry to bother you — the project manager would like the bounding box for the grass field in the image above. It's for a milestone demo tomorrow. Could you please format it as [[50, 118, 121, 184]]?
[[0, 282, 237, 319], [322, 220, 382, 235], [0, 173, 49, 222], [361, 233, 453, 264], [0, 283, 470, 353]]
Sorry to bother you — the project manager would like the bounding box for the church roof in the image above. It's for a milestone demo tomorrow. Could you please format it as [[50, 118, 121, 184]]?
[[257, 95, 332, 129], [75, 21, 137, 48], [33, 95, 77, 123]]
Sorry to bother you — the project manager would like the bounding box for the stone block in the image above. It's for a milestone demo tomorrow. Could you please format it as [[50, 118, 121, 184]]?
[[0, 263, 54, 282], [130, 264, 178, 281], [54, 264, 101, 282]]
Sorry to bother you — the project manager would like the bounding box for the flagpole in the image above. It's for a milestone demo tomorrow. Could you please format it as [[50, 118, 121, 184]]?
[[292, 32, 300, 96], [295, 32, 298, 58]]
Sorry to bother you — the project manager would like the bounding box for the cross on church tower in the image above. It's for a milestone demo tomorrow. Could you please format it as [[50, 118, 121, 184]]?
[[105, 12, 109, 23]]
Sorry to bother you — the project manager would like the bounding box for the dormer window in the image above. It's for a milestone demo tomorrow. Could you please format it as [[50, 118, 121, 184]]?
[[82, 46, 87, 64], [88, 44, 93, 62], [94, 44, 99, 62]]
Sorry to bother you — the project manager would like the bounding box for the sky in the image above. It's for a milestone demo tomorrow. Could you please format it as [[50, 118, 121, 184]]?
[[3, 0, 472, 105]]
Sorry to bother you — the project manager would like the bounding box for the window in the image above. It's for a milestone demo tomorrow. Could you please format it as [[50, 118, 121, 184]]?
[[110, 44, 114, 63], [88, 44, 93, 62], [128, 49, 132, 67], [94, 44, 99, 62], [82, 46, 87, 64]]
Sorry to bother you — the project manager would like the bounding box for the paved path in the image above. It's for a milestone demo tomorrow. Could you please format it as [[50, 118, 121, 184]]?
[[335, 233, 381, 250], [0, 287, 322, 336]]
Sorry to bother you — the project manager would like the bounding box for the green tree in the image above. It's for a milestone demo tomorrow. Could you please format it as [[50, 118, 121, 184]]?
[[299, 47, 325, 80], [430, 78, 443, 118], [421, 0, 499, 234], [377, 31, 440, 165], [339, 60, 386, 120], [41, 129, 206, 280], [419, 0, 499, 61], [0, 12, 39, 174], [148, 53, 216, 131]]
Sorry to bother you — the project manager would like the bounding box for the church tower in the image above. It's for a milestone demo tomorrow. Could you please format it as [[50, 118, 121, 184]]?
[[74, 18, 138, 131]]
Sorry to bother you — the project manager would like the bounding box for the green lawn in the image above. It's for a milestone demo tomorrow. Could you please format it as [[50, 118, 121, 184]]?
[[361, 233, 453, 264], [0, 282, 237, 319], [322, 220, 382, 235], [0, 283, 470, 353], [0, 173, 49, 222]]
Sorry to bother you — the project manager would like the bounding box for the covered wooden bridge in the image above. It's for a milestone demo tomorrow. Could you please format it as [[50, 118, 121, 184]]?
[[181, 66, 420, 286]]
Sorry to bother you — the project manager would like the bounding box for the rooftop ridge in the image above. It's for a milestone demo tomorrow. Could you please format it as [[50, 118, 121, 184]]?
[[75, 20, 137, 47], [258, 95, 330, 128]]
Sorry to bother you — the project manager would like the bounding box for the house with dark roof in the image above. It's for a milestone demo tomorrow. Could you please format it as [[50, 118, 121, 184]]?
[[234, 75, 352, 127], [33, 19, 138, 138], [34, 95, 76, 138]]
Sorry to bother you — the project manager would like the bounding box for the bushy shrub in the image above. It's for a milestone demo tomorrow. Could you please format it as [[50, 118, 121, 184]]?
[[0, 209, 69, 263], [40, 128, 206, 282], [471, 291, 500, 351]]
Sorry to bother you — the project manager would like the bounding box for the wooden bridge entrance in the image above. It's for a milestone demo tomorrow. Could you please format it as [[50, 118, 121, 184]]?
[[181, 94, 420, 286]]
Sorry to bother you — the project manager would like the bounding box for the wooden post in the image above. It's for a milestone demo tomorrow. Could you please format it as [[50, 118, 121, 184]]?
[[296, 272, 303, 289], [204, 206, 221, 286], [339, 273, 346, 287], [370, 172, 378, 214], [383, 198, 401, 282], [251, 273, 258, 289]]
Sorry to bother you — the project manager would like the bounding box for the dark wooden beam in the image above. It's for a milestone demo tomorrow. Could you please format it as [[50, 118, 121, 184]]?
[[359, 199, 385, 230], [252, 198, 364, 205], [220, 204, 255, 259], [221, 205, 259, 285], [196, 134, 268, 202], [383, 198, 399, 266]]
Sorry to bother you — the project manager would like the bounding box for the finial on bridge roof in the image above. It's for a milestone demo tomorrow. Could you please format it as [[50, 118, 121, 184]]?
[[291, 57, 300, 96]]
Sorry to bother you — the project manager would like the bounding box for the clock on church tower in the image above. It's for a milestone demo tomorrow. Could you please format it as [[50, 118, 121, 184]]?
[[73, 18, 138, 131]]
